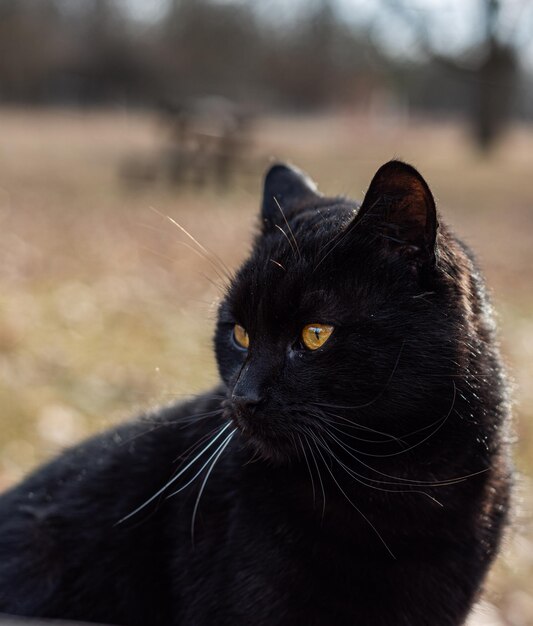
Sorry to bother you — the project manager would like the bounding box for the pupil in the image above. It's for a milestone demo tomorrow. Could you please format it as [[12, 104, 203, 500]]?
[[314, 328, 320, 340]]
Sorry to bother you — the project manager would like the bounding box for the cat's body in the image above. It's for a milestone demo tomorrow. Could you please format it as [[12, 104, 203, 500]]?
[[0, 161, 511, 625]]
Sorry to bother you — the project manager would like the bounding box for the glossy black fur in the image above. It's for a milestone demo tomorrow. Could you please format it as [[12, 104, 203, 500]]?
[[0, 162, 511, 625]]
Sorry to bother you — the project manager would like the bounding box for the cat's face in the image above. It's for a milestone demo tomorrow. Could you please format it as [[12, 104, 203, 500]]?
[[215, 161, 461, 463]]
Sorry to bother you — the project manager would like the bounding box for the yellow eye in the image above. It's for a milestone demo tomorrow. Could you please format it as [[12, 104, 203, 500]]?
[[301, 323, 334, 350], [233, 324, 250, 349]]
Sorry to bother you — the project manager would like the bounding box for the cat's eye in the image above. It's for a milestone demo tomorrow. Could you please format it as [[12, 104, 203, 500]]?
[[233, 324, 250, 350], [301, 324, 334, 350]]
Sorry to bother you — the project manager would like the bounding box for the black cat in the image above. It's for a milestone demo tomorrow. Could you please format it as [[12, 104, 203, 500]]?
[[0, 161, 511, 626]]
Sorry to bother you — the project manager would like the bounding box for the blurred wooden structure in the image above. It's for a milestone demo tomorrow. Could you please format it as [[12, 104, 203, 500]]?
[[122, 97, 255, 191]]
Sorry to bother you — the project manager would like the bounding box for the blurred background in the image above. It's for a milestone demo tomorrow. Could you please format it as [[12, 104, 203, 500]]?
[[0, 0, 532, 623]]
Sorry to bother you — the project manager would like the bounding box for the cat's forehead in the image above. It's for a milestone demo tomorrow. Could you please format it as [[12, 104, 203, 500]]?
[[230, 260, 337, 330], [227, 202, 366, 327], [263, 201, 356, 259]]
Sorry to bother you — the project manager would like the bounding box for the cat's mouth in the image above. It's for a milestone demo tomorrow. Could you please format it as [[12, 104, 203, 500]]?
[[222, 399, 295, 463]]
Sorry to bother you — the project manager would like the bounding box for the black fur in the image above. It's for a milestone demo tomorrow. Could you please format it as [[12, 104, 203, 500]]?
[[0, 161, 511, 625]]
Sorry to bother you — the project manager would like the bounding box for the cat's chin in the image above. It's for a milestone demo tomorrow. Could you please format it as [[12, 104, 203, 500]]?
[[241, 431, 296, 465]]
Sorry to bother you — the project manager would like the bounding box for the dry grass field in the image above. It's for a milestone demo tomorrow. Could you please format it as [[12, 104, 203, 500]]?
[[0, 108, 532, 624]]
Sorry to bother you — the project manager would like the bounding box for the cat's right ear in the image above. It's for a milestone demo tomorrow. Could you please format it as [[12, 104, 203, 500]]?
[[355, 160, 438, 271], [261, 163, 321, 230]]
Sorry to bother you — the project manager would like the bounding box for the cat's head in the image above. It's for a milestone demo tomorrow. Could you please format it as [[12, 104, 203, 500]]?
[[215, 161, 466, 464]]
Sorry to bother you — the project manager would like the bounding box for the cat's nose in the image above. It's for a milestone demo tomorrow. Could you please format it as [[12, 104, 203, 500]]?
[[231, 392, 262, 413]]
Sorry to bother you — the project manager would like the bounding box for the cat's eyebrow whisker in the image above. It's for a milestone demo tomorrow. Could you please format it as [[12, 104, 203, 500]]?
[[313, 200, 369, 272], [269, 258, 286, 271], [115, 422, 232, 525], [150, 206, 233, 282], [190, 429, 237, 542], [274, 224, 298, 259], [174, 239, 230, 287], [273, 197, 301, 259], [199, 271, 228, 296], [141, 236, 229, 291], [160, 209, 233, 277]]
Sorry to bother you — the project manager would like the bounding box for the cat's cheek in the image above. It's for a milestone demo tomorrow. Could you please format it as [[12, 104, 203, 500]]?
[[214, 339, 244, 387]]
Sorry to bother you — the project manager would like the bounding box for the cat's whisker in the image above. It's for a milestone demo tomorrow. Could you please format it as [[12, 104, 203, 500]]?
[[303, 431, 326, 519], [316, 431, 442, 494], [164, 434, 234, 504], [357, 454, 489, 488], [327, 422, 404, 445], [310, 438, 396, 560], [297, 433, 316, 507], [242, 449, 262, 466], [316, 414, 406, 446], [173, 408, 225, 426], [273, 197, 301, 259], [332, 429, 490, 488], [172, 422, 225, 465], [315, 430, 443, 505], [318, 389, 485, 489], [121, 409, 224, 447], [115, 422, 231, 525], [311, 340, 405, 413], [318, 394, 460, 448], [290, 433, 301, 462], [313, 409, 405, 444], [190, 429, 237, 542], [342, 382, 457, 459]]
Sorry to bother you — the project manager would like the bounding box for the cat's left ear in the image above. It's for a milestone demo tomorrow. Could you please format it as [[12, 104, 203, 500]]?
[[261, 163, 322, 230], [357, 160, 438, 269]]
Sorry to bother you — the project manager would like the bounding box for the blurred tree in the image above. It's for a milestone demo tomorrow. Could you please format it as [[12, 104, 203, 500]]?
[[381, 0, 523, 153], [160, 0, 264, 101], [0, 0, 530, 133], [0, 0, 65, 102], [259, 0, 383, 109]]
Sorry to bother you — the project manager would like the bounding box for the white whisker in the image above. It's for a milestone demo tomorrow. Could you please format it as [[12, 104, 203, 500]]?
[[312, 440, 396, 560], [191, 429, 237, 541], [273, 197, 301, 259], [116, 422, 231, 525]]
